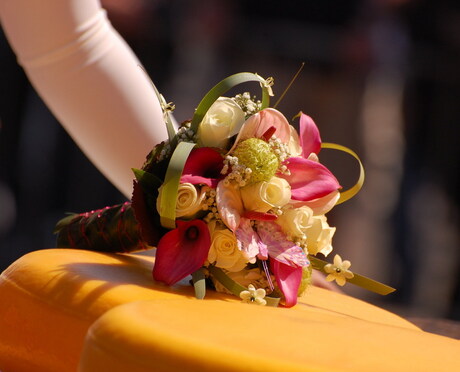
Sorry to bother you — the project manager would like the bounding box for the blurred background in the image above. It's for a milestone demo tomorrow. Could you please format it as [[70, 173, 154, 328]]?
[[1, 0, 459, 323]]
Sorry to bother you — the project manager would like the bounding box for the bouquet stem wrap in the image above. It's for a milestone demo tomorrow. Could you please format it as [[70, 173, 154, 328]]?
[[54, 202, 148, 253]]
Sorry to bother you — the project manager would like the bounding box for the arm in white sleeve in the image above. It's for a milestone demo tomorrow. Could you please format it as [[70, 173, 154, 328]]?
[[0, 0, 168, 198]]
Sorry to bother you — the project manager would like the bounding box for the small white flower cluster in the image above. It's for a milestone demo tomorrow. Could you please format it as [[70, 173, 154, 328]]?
[[203, 188, 219, 222], [221, 155, 252, 187], [176, 121, 197, 143], [268, 136, 291, 175], [157, 142, 172, 162], [233, 92, 262, 116]]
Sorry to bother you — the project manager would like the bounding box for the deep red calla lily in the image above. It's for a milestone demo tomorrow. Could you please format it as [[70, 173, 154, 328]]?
[[181, 147, 224, 187], [280, 157, 341, 201], [270, 259, 303, 308], [299, 113, 322, 157], [153, 219, 211, 285]]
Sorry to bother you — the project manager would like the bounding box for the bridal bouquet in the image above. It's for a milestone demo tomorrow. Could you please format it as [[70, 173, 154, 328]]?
[[55, 72, 393, 307]]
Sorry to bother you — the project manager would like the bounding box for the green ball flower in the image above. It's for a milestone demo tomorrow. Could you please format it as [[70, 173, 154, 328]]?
[[298, 265, 313, 297], [233, 138, 279, 183]]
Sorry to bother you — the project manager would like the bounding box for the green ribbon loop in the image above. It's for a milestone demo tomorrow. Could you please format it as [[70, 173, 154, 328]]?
[[159, 141, 196, 229], [308, 255, 395, 295], [208, 266, 281, 307], [190, 72, 272, 134], [321, 142, 365, 205]]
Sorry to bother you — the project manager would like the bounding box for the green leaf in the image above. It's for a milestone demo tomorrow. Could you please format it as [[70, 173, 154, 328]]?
[[159, 141, 196, 229], [54, 213, 78, 234], [132, 168, 163, 195], [190, 72, 272, 135], [308, 255, 395, 295], [192, 268, 207, 300]]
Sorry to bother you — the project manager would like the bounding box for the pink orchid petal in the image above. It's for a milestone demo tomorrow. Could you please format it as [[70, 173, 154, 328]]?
[[256, 221, 309, 267], [229, 109, 291, 153], [271, 260, 303, 308], [280, 157, 341, 201], [181, 148, 224, 187], [299, 113, 322, 157], [257, 240, 269, 260], [153, 219, 211, 285], [235, 218, 261, 262], [290, 190, 340, 215]]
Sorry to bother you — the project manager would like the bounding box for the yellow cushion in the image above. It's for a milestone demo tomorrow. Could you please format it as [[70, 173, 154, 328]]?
[[80, 299, 460, 372], [0, 249, 458, 372]]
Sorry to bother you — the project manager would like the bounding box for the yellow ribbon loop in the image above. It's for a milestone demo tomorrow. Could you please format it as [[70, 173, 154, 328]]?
[[321, 142, 365, 205]]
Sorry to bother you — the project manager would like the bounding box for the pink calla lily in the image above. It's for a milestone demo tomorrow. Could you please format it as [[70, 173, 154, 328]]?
[[216, 181, 244, 232], [290, 190, 341, 215], [270, 259, 304, 308], [153, 219, 211, 285], [280, 157, 341, 201], [181, 147, 224, 188], [229, 108, 291, 153], [298, 112, 322, 157]]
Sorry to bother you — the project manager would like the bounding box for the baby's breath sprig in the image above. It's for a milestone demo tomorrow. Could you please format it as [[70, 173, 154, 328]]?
[[221, 155, 252, 187], [176, 121, 197, 143], [268, 136, 290, 161], [203, 187, 220, 222], [233, 92, 262, 116]]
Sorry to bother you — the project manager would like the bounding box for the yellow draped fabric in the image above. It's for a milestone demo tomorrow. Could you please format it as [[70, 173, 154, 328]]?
[[0, 249, 458, 371]]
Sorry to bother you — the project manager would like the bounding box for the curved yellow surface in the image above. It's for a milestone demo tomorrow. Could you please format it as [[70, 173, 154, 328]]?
[[0, 249, 458, 372], [80, 299, 460, 372]]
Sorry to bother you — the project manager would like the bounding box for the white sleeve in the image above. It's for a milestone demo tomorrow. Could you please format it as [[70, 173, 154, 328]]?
[[0, 0, 167, 198]]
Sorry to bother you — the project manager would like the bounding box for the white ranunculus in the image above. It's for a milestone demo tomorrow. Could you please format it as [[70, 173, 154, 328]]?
[[240, 177, 291, 213], [156, 183, 206, 219], [197, 97, 245, 149], [276, 205, 314, 240], [305, 215, 336, 256], [207, 220, 248, 272]]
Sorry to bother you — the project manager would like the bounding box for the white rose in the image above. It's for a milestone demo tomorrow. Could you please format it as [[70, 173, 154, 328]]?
[[207, 220, 248, 272], [197, 97, 245, 149], [240, 177, 291, 213], [276, 205, 314, 240], [305, 215, 336, 256], [156, 183, 206, 219]]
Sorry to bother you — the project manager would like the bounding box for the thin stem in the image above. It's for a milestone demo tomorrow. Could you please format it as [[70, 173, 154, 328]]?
[[273, 62, 305, 109]]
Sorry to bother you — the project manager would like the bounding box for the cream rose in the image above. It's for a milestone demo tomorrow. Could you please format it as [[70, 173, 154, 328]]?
[[197, 97, 245, 149], [305, 215, 336, 256], [156, 183, 206, 219], [240, 176, 291, 213], [207, 220, 248, 272], [276, 205, 314, 240]]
